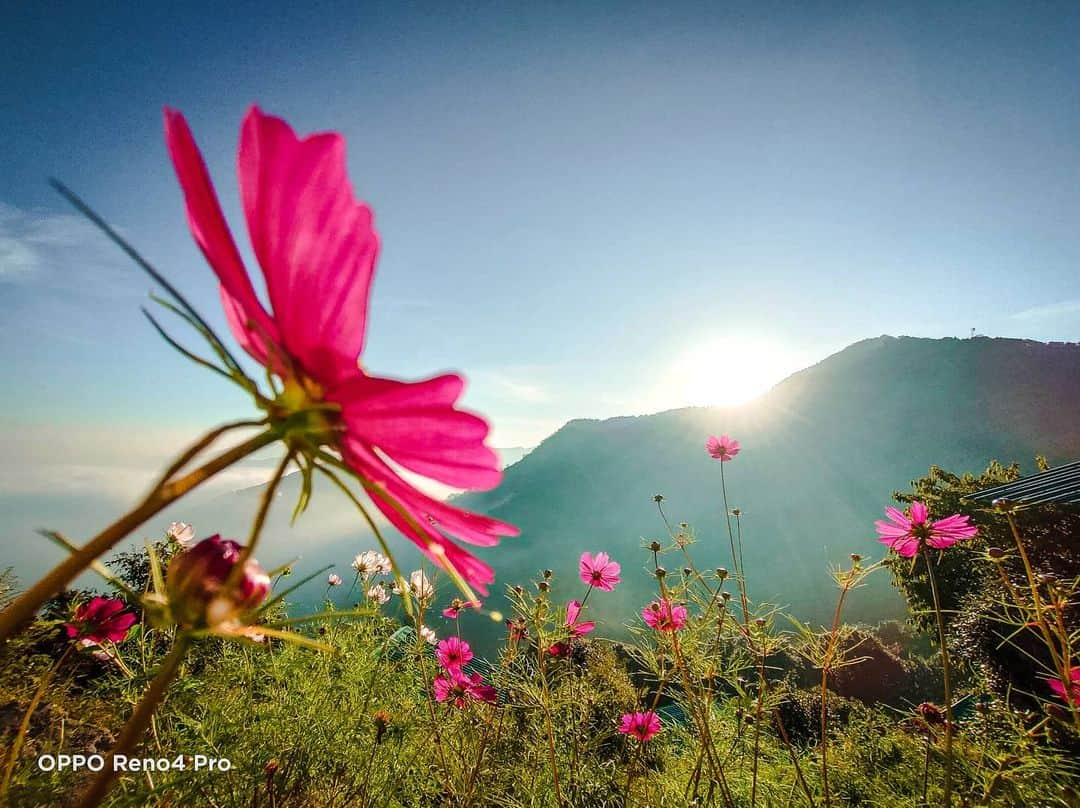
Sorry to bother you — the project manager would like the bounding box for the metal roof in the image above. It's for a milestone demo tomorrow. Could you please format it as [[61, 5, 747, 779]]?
[[968, 460, 1080, 507]]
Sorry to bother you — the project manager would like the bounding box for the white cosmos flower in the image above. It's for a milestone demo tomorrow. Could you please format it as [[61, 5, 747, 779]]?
[[366, 583, 390, 605], [166, 522, 195, 546], [419, 625, 437, 645], [327, 573, 343, 586], [393, 570, 434, 601], [352, 551, 392, 576]]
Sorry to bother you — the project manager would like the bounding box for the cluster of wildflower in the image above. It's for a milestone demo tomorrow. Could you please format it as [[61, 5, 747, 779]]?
[[432, 636, 496, 707]]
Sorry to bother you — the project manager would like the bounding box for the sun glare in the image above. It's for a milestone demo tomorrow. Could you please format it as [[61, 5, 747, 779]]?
[[664, 335, 808, 407]]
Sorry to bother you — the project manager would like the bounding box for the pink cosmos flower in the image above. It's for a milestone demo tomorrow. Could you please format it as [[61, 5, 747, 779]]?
[[436, 636, 474, 671], [547, 600, 596, 657], [579, 552, 621, 591], [433, 669, 497, 707], [164, 106, 518, 592], [1048, 665, 1080, 707], [618, 711, 662, 742], [875, 501, 978, 558], [65, 597, 138, 645], [565, 600, 595, 636], [442, 599, 481, 619], [705, 434, 740, 462], [642, 600, 689, 632]]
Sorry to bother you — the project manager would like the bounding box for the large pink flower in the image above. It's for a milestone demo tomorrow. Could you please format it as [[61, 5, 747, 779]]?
[[1048, 665, 1080, 707], [875, 501, 978, 558], [705, 434, 740, 462], [65, 597, 137, 645], [164, 106, 517, 592], [579, 552, 621, 591], [618, 711, 662, 741]]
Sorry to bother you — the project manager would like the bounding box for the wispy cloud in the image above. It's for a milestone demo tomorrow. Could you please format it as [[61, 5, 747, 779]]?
[[1011, 299, 1080, 322], [0, 202, 133, 292]]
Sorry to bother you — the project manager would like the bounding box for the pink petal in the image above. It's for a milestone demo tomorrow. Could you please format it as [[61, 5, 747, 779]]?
[[910, 501, 929, 524], [566, 600, 582, 626], [163, 108, 279, 364], [238, 106, 378, 387], [332, 372, 502, 490]]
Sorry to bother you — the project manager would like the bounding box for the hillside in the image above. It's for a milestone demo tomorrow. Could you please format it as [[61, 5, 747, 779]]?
[[458, 336, 1080, 631]]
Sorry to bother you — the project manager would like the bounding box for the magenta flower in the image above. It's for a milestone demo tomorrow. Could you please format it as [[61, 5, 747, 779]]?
[[165, 534, 270, 629], [875, 501, 978, 558], [433, 669, 497, 707], [1049, 665, 1080, 707], [442, 599, 481, 619], [705, 434, 740, 462], [436, 636, 474, 671], [618, 711, 662, 741], [579, 552, 621, 591], [642, 600, 689, 632], [65, 597, 137, 645], [565, 600, 595, 636], [164, 106, 518, 593]]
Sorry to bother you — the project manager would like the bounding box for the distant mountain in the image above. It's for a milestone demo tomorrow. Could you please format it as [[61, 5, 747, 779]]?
[[458, 336, 1080, 637], [7, 337, 1077, 652]]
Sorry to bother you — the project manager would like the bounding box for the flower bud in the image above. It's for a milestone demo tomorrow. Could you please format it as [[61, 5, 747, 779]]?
[[654, 567, 667, 579], [987, 546, 1005, 559], [165, 535, 270, 629], [992, 498, 1015, 512], [715, 567, 728, 580], [649, 541, 662, 552], [653, 494, 664, 503], [850, 553, 861, 563], [543, 569, 553, 579], [537, 581, 550, 593]]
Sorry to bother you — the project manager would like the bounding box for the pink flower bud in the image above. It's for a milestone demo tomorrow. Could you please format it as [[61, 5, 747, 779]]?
[[166, 534, 270, 629]]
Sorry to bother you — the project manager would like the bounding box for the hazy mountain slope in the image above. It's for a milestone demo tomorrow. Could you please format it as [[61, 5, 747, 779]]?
[[459, 336, 1080, 634]]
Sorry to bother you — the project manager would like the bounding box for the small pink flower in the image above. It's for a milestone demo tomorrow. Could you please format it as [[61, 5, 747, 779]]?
[[705, 434, 740, 462], [442, 599, 481, 619], [618, 711, 662, 741], [65, 597, 137, 645], [436, 636, 474, 671], [1049, 666, 1080, 707], [327, 573, 342, 586], [642, 600, 689, 632], [433, 669, 497, 707], [565, 600, 595, 636], [875, 501, 978, 558], [579, 552, 621, 591]]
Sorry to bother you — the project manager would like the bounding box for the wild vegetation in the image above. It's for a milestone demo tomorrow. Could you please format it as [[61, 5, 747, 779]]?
[[1, 453, 1078, 807]]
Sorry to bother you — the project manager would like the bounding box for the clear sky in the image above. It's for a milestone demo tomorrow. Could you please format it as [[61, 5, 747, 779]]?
[[3, 1, 1079, 494]]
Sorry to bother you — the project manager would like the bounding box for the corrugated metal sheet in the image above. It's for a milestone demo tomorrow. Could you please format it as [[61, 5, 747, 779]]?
[[969, 461, 1080, 506]]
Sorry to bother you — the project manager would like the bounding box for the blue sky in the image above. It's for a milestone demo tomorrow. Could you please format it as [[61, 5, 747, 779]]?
[[2, 0, 1079, 492]]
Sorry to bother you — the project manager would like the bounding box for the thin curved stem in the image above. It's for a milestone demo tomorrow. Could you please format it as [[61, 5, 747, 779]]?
[[924, 551, 953, 808], [76, 635, 191, 808], [1, 645, 74, 796]]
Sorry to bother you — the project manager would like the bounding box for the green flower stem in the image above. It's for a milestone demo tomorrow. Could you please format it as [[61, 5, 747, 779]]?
[[0, 428, 279, 644], [923, 550, 953, 808], [1, 644, 74, 797], [76, 634, 192, 808]]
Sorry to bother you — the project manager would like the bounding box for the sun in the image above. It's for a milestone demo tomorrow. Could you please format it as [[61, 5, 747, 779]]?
[[663, 335, 807, 407]]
